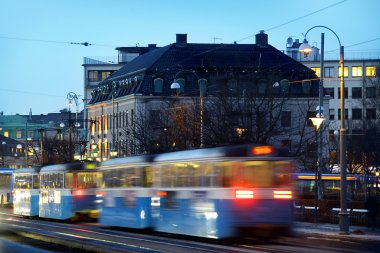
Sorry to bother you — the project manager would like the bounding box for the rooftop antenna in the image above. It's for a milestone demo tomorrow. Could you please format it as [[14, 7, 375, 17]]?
[[211, 37, 222, 43]]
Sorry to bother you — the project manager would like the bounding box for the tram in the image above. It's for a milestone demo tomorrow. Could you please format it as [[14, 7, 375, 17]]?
[[98, 144, 295, 238], [98, 155, 155, 228], [13, 167, 41, 216], [39, 161, 101, 220], [0, 168, 15, 206]]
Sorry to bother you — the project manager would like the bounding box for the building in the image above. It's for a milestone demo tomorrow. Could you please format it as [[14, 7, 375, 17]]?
[[0, 110, 85, 167], [86, 31, 327, 167], [286, 38, 380, 172]]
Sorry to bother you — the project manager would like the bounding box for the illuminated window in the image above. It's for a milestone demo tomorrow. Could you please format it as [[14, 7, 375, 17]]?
[[366, 66, 376, 77], [311, 67, 320, 77], [16, 130, 22, 139], [4, 131, 9, 137], [101, 71, 112, 81], [338, 66, 348, 77], [352, 66, 362, 77]]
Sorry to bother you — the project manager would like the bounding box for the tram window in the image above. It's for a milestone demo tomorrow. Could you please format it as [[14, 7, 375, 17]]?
[[77, 172, 98, 189], [33, 175, 40, 189], [15, 175, 32, 189], [143, 166, 153, 187], [65, 173, 74, 189]]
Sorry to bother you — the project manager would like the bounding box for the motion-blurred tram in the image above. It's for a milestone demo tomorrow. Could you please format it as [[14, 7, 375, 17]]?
[[0, 168, 14, 206], [13, 167, 41, 216], [98, 144, 295, 238], [39, 161, 101, 220]]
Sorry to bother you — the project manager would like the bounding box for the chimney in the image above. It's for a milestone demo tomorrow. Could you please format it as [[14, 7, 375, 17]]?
[[255, 30, 268, 46], [176, 34, 187, 47]]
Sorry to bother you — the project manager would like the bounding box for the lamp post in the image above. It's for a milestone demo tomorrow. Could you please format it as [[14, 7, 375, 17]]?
[[66, 92, 81, 162], [300, 26, 348, 234], [110, 82, 118, 158], [170, 70, 207, 148], [1, 141, 6, 167], [310, 116, 325, 223]]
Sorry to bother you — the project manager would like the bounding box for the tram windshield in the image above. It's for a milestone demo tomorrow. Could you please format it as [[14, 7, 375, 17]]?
[[0, 174, 12, 188]]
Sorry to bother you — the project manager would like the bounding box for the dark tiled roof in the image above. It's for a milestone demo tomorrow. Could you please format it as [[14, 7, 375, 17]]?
[[89, 41, 316, 104]]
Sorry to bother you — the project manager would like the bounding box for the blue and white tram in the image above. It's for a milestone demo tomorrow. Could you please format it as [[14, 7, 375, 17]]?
[[13, 167, 41, 216], [152, 145, 295, 238], [0, 168, 15, 206], [98, 155, 155, 229], [39, 161, 101, 220]]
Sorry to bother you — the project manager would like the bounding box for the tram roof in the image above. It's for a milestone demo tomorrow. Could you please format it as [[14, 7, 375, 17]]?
[[13, 167, 42, 174], [154, 144, 288, 162], [99, 154, 155, 168], [0, 168, 15, 173], [40, 161, 97, 173]]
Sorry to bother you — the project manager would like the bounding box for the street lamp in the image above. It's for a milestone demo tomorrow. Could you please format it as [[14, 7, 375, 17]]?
[[300, 25, 348, 234], [170, 70, 207, 147], [310, 115, 325, 224]]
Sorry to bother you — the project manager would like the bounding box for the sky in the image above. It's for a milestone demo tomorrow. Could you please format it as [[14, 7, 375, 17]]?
[[1, 0, 379, 115]]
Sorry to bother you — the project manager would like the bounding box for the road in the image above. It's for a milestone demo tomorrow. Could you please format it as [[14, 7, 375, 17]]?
[[0, 208, 379, 253]]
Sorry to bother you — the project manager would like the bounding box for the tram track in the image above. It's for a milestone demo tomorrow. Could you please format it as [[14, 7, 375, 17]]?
[[0, 211, 278, 253], [1, 210, 377, 253]]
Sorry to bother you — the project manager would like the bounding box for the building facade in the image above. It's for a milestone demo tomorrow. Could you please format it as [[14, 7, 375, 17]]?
[[85, 32, 328, 169]]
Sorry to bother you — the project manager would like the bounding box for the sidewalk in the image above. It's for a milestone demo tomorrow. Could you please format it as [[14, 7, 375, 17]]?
[[294, 222, 380, 241]]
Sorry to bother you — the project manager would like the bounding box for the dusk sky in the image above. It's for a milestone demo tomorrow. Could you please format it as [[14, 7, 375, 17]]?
[[1, 0, 379, 115]]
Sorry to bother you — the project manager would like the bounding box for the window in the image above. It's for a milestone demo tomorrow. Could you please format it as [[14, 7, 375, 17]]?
[[338, 88, 348, 99], [338, 109, 348, 120], [366, 108, 376, 120], [324, 88, 334, 98], [153, 78, 163, 93], [311, 67, 320, 77], [338, 66, 349, 77], [352, 87, 362, 99], [352, 109, 362, 120], [324, 67, 335, 78], [16, 130, 22, 139], [366, 87, 376, 98], [329, 109, 335, 120], [3, 131, 9, 137], [281, 111, 291, 127], [366, 66, 376, 77], [352, 66, 362, 77], [101, 71, 112, 81], [88, 71, 98, 81]]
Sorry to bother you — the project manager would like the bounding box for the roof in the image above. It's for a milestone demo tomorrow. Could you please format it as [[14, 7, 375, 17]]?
[[89, 39, 317, 104]]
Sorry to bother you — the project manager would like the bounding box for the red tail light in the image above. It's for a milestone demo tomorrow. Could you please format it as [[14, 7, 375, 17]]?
[[235, 190, 254, 199], [273, 190, 292, 199]]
